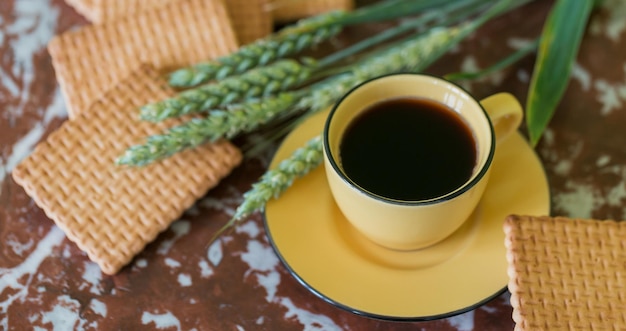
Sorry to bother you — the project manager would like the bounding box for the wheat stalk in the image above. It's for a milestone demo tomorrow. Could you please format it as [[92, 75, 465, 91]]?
[[117, 93, 301, 166], [167, 0, 496, 89], [142, 59, 317, 122], [300, 26, 463, 114], [212, 135, 324, 241], [168, 11, 345, 88]]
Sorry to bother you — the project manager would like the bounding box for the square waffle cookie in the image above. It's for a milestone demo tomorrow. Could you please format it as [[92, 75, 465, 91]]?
[[12, 66, 242, 274], [504, 215, 626, 330], [50, 0, 238, 118]]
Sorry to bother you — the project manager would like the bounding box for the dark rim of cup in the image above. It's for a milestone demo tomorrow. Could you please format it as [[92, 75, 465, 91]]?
[[323, 72, 496, 206]]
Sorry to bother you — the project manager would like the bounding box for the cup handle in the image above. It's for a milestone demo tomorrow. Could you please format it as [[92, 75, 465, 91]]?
[[480, 92, 523, 144]]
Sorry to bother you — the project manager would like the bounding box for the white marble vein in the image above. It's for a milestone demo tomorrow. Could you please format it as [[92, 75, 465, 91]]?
[[1, 0, 67, 192], [156, 220, 190, 255], [208, 239, 223, 266], [590, 0, 626, 41], [0, 227, 65, 330], [38, 295, 92, 331], [1, 0, 59, 109], [238, 239, 343, 331], [1, 87, 67, 193], [447, 310, 475, 331], [79, 263, 103, 295], [141, 311, 182, 331], [89, 299, 107, 317]]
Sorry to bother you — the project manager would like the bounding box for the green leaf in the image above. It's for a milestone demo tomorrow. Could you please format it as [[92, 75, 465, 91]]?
[[525, 0, 594, 146]]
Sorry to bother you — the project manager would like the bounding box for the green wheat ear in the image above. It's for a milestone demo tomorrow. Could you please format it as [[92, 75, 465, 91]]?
[[210, 135, 324, 243], [168, 11, 346, 88], [116, 93, 300, 167], [142, 59, 317, 122]]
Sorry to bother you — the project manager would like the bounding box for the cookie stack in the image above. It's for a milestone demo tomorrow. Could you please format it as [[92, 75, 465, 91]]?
[[12, 0, 353, 275]]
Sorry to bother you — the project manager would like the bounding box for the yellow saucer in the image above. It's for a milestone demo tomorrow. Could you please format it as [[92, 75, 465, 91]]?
[[264, 109, 550, 320]]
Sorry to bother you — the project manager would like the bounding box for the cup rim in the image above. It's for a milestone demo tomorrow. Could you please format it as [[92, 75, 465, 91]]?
[[323, 72, 496, 206]]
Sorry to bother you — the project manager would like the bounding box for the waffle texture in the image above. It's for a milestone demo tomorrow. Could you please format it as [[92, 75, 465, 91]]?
[[64, 0, 176, 23], [270, 0, 354, 23], [62, 0, 271, 45], [50, 0, 238, 118], [504, 215, 626, 331], [226, 0, 273, 44], [12, 66, 242, 275]]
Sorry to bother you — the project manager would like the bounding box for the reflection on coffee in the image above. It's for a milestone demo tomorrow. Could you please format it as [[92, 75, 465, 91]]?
[[339, 96, 477, 201]]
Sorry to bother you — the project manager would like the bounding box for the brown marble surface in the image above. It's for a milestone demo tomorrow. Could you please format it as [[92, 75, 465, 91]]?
[[2, 0, 626, 330]]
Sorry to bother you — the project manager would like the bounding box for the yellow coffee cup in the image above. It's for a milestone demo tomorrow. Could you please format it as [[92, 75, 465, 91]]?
[[323, 73, 523, 250]]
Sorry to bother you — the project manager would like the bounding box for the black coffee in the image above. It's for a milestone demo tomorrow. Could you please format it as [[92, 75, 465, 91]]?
[[339, 96, 477, 201]]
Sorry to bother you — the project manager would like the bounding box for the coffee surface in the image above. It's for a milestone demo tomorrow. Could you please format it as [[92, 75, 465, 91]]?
[[339, 97, 477, 201]]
